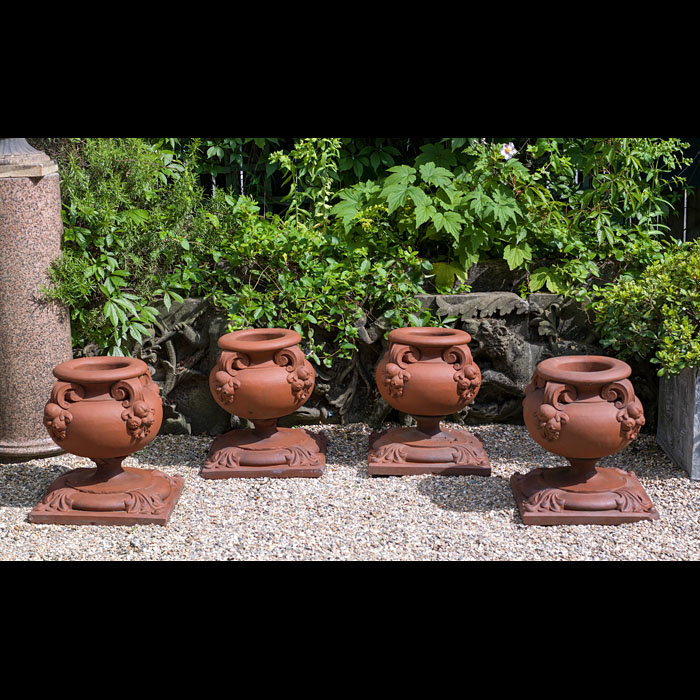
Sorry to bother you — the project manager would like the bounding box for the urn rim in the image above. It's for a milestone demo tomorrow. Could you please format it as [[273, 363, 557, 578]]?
[[218, 327, 302, 354], [387, 326, 472, 348], [53, 356, 149, 384], [536, 354, 631, 386]]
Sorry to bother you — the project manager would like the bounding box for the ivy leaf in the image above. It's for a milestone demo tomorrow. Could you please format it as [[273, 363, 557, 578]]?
[[503, 241, 532, 270], [531, 267, 564, 293], [432, 261, 468, 292], [331, 191, 363, 228], [459, 223, 487, 254], [464, 187, 493, 218], [415, 202, 437, 227], [408, 186, 431, 207], [414, 145, 457, 168], [491, 185, 521, 228], [382, 183, 411, 214], [382, 164, 417, 188], [419, 161, 454, 189], [432, 210, 464, 242], [529, 267, 552, 292]]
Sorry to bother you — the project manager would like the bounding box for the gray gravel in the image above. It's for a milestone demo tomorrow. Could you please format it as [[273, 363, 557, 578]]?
[[1, 422, 698, 560]]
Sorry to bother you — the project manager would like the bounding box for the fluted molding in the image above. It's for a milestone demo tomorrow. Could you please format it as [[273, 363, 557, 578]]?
[[0, 138, 58, 177]]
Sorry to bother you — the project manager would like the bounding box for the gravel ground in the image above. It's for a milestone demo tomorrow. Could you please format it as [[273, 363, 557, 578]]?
[[1, 422, 698, 561]]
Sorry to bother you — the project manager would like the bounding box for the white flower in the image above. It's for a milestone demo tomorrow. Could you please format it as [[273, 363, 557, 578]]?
[[500, 142, 517, 160]]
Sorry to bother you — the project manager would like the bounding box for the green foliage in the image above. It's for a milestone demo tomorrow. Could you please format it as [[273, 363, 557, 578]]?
[[268, 138, 342, 230], [336, 138, 405, 185], [196, 137, 283, 203], [42, 137, 692, 369], [43, 138, 202, 355], [589, 239, 700, 376], [199, 193, 430, 367], [331, 137, 690, 295], [43, 138, 435, 364]]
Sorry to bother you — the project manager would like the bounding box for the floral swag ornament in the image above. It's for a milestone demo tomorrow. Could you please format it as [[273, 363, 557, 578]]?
[[381, 343, 420, 400], [43, 382, 85, 442], [111, 375, 160, 440]]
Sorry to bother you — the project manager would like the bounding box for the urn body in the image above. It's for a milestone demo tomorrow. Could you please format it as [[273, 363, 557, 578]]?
[[522, 355, 645, 460], [209, 328, 315, 420], [375, 326, 481, 417], [43, 356, 163, 459]]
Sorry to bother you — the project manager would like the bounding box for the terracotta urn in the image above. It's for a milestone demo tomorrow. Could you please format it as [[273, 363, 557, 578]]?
[[203, 328, 327, 478], [369, 326, 490, 475], [29, 356, 184, 526], [511, 354, 659, 525]]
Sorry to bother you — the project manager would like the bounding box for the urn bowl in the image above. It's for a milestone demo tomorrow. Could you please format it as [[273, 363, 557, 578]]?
[[43, 356, 162, 459], [375, 326, 481, 417]]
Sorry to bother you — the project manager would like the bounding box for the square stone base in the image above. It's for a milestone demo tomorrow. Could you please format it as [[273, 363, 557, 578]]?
[[369, 461, 491, 476], [510, 472, 660, 526], [201, 428, 327, 479], [368, 427, 491, 477], [28, 475, 185, 526]]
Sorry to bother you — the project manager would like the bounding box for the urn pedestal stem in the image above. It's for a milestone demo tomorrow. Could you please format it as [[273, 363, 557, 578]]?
[[557, 458, 600, 486], [414, 416, 442, 438], [252, 418, 279, 439], [91, 456, 127, 482]]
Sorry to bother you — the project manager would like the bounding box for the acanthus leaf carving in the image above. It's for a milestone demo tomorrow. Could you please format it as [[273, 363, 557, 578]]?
[[204, 448, 241, 471], [613, 486, 655, 513], [450, 443, 488, 466], [284, 444, 323, 467], [33, 487, 75, 512], [123, 482, 175, 515], [522, 487, 567, 513], [371, 443, 408, 464]]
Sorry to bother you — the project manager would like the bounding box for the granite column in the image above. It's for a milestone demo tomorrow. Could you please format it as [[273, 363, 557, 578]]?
[[0, 138, 72, 461]]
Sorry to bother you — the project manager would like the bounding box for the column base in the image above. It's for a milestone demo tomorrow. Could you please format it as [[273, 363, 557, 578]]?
[[0, 436, 65, 463]]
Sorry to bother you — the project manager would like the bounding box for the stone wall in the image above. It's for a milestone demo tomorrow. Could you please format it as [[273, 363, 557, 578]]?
[[84, 289, 656, 437]]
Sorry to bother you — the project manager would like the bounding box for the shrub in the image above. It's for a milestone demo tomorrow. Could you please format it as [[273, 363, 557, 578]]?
[[200, 193, 432, 366], [41, 137, 692, 367], [589, 239, 700, 376], [42, 137, 203, 355], [331, 137, 690, 294], [42, 138, 435, 365]]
